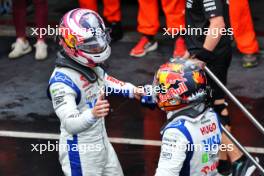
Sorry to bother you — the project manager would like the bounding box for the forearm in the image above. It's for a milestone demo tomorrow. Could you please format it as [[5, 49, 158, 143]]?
[[203, 16, 225, 51], [50, 83, 97, 135], [58, 108, 97, 135], [105, 75, 135, 98], [196, 17, 225, 63]]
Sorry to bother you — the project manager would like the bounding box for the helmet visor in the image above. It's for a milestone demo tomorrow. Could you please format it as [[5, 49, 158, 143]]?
[[76, 33, 110, 54]]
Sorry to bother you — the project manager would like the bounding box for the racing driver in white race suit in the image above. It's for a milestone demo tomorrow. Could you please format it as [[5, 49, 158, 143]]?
[[48, 9, 141, 176], [151, 58, 223, 176]]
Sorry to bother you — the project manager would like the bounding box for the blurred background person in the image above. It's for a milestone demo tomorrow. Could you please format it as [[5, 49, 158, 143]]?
[[129, 0, 186, 58], [8, 0, 48, 60], [79, 0, 123, 41], [230, 0, 260, 68], [184, 0, 257, 174]]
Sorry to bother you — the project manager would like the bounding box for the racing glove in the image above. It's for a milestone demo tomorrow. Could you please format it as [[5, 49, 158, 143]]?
[[195, 48, 216, 64], [140, 85, 156, 110]]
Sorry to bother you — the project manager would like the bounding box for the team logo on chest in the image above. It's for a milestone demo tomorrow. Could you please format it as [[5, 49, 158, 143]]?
[[200, 123, 217, 135]]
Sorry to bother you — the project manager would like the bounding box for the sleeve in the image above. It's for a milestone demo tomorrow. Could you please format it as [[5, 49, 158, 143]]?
[[104, 73, 135, 98], [202, 0, 223, 19], [155, 128, 189, 176], [49, 82, 97, 135]]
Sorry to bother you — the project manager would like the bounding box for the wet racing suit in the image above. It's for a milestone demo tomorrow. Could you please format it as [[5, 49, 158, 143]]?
[[155, 104, 222, 176], [48, 54, 135, 176]]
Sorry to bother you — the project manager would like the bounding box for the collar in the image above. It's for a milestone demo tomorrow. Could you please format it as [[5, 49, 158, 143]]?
[[166, 103, 207, 126], [56, 51, 99, 83]]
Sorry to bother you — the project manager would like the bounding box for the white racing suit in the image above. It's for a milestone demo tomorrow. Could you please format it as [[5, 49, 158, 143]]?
[[155, 105, 222, 176], [48, 65, 135, 176]]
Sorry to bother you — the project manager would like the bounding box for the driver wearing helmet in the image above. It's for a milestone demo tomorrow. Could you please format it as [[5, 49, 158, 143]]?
[[48, 8, 141, 176], [153, 59, 222, 176]]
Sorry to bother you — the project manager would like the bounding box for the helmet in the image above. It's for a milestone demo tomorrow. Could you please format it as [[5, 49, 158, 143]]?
[[58, 8, 111, 67], [153, 58, 207, 111]]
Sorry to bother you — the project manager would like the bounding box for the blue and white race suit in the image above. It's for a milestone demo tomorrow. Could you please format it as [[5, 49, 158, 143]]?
[[48, 66, 135, 176], [155, 106, 222, 176]]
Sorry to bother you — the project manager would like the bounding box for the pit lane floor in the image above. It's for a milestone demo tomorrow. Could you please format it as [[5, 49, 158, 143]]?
[[0, 36, 264, 176]]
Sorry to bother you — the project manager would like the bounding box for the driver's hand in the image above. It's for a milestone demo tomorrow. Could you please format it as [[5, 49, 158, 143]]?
[[134, 86, 145, 100], [92, 94, 110, 118]]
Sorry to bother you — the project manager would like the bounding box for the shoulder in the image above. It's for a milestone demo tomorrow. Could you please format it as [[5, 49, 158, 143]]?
[[163, 119, 193, 143], [163, 127, 188, 141], [204, 108, 219, 120], [49, 67, 82, 87], [165, 118, 185, 129], [50, 67, 81, 81], [48, 67, 82, 103], [204, 108, 222, 131], [161, 127, 189, 155], [163, 119, 188, 139]]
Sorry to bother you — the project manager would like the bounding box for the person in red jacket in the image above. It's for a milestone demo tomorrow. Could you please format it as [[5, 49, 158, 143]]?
[[79, 0, 123, 41], [130, 0, 186, 58], [230, 0, 260, 68]]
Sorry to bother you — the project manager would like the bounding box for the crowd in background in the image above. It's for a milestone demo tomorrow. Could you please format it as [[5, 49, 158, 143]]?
[[0, 0, 261, 68]]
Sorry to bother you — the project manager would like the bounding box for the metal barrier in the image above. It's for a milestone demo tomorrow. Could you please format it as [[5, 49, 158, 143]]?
[[221, 125, 264, 175], [205, 66, 264, 135], [205, 66, 264, 174]]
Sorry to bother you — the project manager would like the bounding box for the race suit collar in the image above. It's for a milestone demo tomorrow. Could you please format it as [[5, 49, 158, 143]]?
[[166, 103, 206, 122], [56, 51, 99, 83]]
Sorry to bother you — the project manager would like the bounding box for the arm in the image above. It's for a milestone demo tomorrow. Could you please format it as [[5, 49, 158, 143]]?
[[196, 0, 226, 63], [155, 128, 189, 176], [203, 16, 225, 51], [104, 73, 137, 99], [50, 83, 109, 134]]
